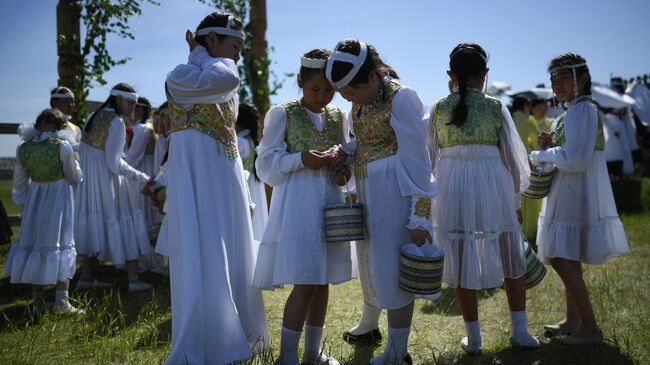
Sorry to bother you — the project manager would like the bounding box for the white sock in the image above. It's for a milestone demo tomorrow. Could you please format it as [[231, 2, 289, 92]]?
[[55, 290, 69, 305], [370, 327, 410, 365], [302, 325, 323, 363], [278, 327, 301, 364], [349, 303, 381, 335], [464, 320, 482, 347], [510, 311, 528, 338]]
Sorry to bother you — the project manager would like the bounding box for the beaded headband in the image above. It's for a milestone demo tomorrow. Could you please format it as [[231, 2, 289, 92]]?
[[300, 56, 327, 69], [110, 89, 138, 102], [51, 87, 74, 100]]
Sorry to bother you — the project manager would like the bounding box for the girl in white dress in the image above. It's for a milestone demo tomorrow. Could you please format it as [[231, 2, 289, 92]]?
[[125, 97, 158, 229], [326, 39, 437, 365], [163, 12, 268, 365], [253, 49, 351, 365], [531, 53, 629, 346], [6, 109, 84, 314], [74, 83, 152, 292], [236, 102, 268, 244], [429, 43, 540, 354]]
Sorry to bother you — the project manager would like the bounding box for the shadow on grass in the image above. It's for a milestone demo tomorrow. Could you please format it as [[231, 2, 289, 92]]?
[[419, 339, 634, 365], [0, 302, 39, 331], [420, 288, 498, 317], [345, 344, 376, 365]]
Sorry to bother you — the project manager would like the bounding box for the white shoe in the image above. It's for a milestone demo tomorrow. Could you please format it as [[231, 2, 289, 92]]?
[[128, 280, 153, 292], [460, 336, 482, 354], [52, 300, 85, 315], [75, 279, 112, 290], [301, 353, 341, 365], [510, 334, 541, 349]]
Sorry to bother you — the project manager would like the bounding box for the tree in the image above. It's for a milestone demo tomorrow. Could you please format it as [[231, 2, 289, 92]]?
[[57, 0, 159, 123], [199, 0, 290, 120]]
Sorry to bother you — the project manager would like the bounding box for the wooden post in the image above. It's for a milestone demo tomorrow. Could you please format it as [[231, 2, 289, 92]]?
[[56, 0, 80, 92]]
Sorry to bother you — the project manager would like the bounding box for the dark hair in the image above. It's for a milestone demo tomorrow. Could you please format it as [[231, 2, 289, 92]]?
[[158, 101, 169, 111], [329, 39, 399, 87], [548, 53, 592, 97], [195, 12, 243, 48], [35, 108, 67, 131], [49, 86, 74, 108], [530, 98, 547, 108], [136, 96, 151, 124], [84, 83, 136, 133], [448, 43, 488, 126], [511, 96, 531, 113], [299, 48, 331, 84], [237, 102, 260, 181]]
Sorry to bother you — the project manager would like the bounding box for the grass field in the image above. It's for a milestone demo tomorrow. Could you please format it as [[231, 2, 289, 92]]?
[[0, 179, 649, 364]]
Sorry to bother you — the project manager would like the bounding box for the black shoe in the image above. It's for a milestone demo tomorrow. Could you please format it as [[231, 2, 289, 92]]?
[[343, 328, 382, 346]]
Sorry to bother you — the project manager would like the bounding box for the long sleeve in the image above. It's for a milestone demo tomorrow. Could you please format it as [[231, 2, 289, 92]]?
[[60, 141, 83, 185], [255, 105, 305, 187], [530, 102, 598, 173], [11, 146, 28, 206], [498, 104, 531, 209], [125, 123, 152, 166], [427, 104, 439, 171], [390, 87, 437, 231], [165, 45, 240, 107], [104, 117, 149, 183], [237, 135, 252, 160]]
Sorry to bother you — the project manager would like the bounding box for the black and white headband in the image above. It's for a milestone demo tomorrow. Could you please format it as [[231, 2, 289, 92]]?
[[325, 39, 368, 89], [195, 15, 245, 41], [51, 87, 74, 100]]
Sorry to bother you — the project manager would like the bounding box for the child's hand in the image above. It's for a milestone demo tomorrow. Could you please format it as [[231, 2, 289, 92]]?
[[186, 29, 198, 52], [332, 165, 351, 186], [331, 148, 348, 169], [409, 229, 432, 246], [301, 150, 335, 170], [538, 131, 554, 149]]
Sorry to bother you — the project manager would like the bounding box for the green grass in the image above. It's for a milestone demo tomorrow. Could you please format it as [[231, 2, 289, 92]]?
[[0, 187, 649, 364]]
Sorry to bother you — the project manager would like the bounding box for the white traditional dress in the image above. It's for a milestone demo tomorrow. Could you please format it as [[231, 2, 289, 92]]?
[[6, 128, 83, 284], [237, 129, 268, 244], [74, 108, 151, 265], [125, 120, 159, 228], [163, 44, 268, 365], [347, 78, 437, 310], [603, 113, 634, 173], [252, 101, 351, 289], [531, 97, 629, 264], [429, 90, 531, 290]]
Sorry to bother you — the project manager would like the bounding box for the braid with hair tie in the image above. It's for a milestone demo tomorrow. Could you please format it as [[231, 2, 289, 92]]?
[[449, 43, 488, 127]]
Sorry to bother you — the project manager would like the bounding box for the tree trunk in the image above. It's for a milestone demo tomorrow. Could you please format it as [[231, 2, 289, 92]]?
[[249, 0, 269, 118], [56, 0, 81, 121]]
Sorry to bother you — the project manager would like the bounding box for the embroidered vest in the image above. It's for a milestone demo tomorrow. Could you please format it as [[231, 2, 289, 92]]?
[[284, 100, 343, 153], [81, 109, 119, 150], [18, 138, 65, 183], [552, 99, 604, 151], [351, 78, 402, 179], [242, 135, 256, 175], [144, 122, 157, 155], [65, 122, 82, 143], [167, 97, 239, 159], [434, 91, 502, 148]]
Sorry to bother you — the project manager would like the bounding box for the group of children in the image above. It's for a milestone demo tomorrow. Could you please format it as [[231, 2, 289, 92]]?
[[4, 10, 632, 365]]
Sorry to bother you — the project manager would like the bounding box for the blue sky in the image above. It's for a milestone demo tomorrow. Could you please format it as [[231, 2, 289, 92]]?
[[1, 0, 649, 155]]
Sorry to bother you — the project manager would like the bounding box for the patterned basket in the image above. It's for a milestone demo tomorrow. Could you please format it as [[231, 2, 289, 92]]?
[[398, 245, 444, 296], [524, 241, 546, 289], [324, 202, 364, 242], [522, 165, 556, 199]]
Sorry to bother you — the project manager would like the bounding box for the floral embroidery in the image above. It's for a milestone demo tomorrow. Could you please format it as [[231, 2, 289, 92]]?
[[18, 138, 65, 183], [144, 122, 157, 155], [414, 197, 431, 220], [434, 91, 502, 147], [284, 100, 343, 153], [168, 97, 239, 159], [352, 78, 402, 180], [242, 135, 256, 175], [552, 99, 604, 151], [81, 109, 117, 150]]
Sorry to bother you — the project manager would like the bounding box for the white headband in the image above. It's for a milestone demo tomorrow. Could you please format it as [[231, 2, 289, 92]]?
[[136, 102, 149, 108], [195, 15, 245, 40], [300, 56, 327, 69], [549, 63, 588, 100], [110, 89, 138, 102], [325, 39, 368, 89], [51, 87, 74, 100]]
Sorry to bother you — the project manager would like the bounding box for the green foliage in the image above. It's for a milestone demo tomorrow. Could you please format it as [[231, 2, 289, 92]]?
[[57, 0, 159, 123]]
